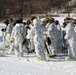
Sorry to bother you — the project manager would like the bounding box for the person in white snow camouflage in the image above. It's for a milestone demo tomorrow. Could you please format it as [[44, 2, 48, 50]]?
[[5, 19, 14, 48], [47, 18, 58, 57], [29, 18, 46, 60], [64, 18, 76, 60], [55, 20, 63, 53], [11, 19, 26, 57]]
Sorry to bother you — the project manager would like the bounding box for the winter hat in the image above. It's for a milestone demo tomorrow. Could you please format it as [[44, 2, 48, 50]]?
[[16, 20, 20, 23], [50, 17, 55, 23], [55, 20, 59, 25], [64, 17, 73, 23], [31, 16, 36, 21], [43, 18, 50, 23]]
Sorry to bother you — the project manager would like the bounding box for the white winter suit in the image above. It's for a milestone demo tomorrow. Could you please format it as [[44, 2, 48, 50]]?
[[29, 19, 46, 60], [47, 23, 58, 55], [5, 23, 14, 47], [11, 23, 26, 56], [26, 24, 35, 52], [65, 22, 76, 58], [56, 24, 63, 52]]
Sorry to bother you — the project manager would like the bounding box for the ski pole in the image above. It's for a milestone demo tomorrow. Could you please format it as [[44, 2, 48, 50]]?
[[26, 48, 29, 61]]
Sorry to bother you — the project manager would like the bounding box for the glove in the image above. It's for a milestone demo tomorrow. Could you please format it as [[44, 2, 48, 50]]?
[[1, 28, 6, 32], [22, 39, 27, 45], [45, 37, 51, 45]]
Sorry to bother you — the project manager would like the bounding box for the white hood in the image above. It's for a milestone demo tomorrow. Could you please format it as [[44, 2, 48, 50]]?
[[33, 19, 38, 26]]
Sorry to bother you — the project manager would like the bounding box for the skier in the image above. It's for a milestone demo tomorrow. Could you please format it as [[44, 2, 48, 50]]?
[[64, 18, 76, 60], [29, 18, 46, 61], [5, 18, 14, 49], [47, 18, 58, 57], [26, 19, 35, 53], [43, 18, 52, 58], [55, 20, 63, 53], [11, 19, 26, 57]]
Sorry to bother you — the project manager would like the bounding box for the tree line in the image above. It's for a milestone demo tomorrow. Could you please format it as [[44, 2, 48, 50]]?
[[0, 0, 73, 18]]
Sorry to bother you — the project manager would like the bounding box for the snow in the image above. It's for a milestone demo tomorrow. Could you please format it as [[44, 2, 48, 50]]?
[[0, 56, 76, 75], [0, 17, 76, 75]]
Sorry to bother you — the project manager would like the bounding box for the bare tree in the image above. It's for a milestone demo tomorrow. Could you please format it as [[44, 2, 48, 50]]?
[[0, 0, 73, 19]]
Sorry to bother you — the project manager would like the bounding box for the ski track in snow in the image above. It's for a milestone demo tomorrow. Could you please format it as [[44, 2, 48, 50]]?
[[0, 18, 76, 75]]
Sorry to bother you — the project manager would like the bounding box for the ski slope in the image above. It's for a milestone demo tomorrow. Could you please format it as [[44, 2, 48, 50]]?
[[0, 17, 76, 75]]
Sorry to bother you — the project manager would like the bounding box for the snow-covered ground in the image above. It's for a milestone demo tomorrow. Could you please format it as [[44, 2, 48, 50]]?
[[0, 17, 76, 75], [0, 56, 76, 75]]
